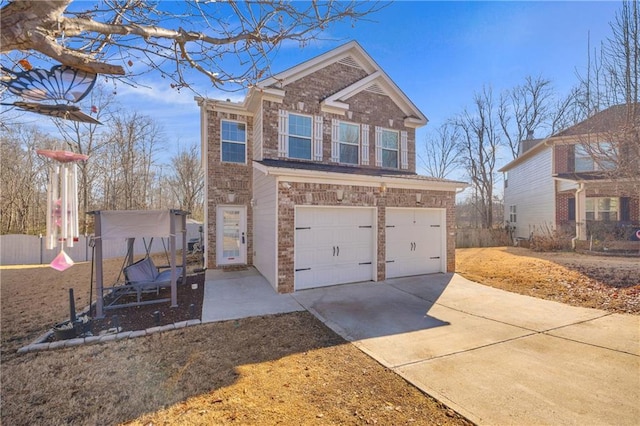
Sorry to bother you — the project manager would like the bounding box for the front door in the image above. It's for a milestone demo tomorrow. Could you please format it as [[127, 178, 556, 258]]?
[[216, 206, 246, 265]]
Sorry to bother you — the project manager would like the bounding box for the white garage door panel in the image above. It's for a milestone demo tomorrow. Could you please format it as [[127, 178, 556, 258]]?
[[386, 208, 444, 279], [295, 207, 375, 290]]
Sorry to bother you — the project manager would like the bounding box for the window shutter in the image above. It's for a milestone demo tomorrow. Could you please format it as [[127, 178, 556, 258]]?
[[375, 126, 383, 167], [620, 197, 630, 222], [313, 116, 323, 161], [278, 110, 288, 157], [400, 131, 408, 169], [361, 124, 370, 166], [331, 119, 340, 162], [568, 198, 576, 221]]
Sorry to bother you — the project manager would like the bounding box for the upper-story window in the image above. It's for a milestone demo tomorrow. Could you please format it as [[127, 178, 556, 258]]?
[[338, 122, 360, 164], [221, 120, 246, 163], [575, 143, 616, 172], [288, 113, 312, 160], [381, 129, 399, 168]]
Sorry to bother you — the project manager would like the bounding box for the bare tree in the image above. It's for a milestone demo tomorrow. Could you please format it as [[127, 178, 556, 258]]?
[[452, 87, 501, 229], [0, 125, 58, 234], [573, 1, 639, 190], [167, 144, 204, 220], [498, 75, 577, 159], [97, 112, 163, 210], [1, 1, 382, 90], [420, 123, 460, 179], [52, 83, 116, 233]]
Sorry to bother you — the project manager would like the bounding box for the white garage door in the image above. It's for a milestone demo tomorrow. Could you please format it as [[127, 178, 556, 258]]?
[[295, 207, 376, 290], [386, 208, 445, 279]]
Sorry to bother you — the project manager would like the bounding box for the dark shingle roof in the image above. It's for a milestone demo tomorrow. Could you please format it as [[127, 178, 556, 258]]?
[[256, 159, 465, 184], [553, 103, 639, 138]]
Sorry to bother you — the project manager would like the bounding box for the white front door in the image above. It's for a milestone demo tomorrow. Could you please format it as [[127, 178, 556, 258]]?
[[295, 207, 376, 290], [386, 208, 445, 279], [216, 206, 247, 265]]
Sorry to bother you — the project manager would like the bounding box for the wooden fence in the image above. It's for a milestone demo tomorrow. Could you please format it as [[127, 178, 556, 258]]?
[[1, 227, 201, 266], [456, 227, 511, 248]]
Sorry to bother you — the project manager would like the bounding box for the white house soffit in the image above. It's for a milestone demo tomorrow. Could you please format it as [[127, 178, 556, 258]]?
[[258, 41, 377, 89], [252, 162, 466, 191], [498, 138, 551, 172], [209, 100, 254, 117]]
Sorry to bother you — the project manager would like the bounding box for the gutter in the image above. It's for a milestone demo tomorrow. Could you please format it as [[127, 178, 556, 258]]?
[[572, 183, 585, 250]]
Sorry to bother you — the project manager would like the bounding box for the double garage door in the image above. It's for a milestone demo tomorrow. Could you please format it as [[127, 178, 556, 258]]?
[[294, 206, 445, 290]]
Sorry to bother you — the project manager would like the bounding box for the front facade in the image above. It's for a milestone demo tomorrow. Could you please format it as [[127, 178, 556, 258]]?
[[198, 41, 466, 293], [501, 104, 640, 244]]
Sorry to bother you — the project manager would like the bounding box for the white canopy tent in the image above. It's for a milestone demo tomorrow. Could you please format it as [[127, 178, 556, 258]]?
[[91, 210, 188, 318]]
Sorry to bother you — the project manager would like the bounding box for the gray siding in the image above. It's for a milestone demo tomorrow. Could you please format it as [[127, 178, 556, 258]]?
[[504, 147, 556, 239], [252, 169, 278, 289]]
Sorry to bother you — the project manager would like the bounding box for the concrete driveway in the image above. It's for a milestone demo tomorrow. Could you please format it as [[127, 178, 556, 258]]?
[[202, 269, 639, 425], [292, 273, 640, 426]]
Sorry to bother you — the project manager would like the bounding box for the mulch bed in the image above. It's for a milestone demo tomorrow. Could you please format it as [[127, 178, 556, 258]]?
[[46, 272, 205, 342]]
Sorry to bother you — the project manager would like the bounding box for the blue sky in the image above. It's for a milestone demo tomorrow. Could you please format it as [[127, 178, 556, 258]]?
[[10, 1, 619, 175], [111, 1, 620, 175]]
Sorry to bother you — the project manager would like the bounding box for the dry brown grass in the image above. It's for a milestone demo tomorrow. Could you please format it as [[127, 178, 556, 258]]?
[[456, 247, 640, 314], [1, 260, 469, 426]]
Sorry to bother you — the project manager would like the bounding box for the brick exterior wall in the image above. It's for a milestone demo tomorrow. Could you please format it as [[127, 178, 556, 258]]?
[[205, 51, 458, 292], [276, 183, 456, 293], [554, 144, 573, 174], [262, 63, 417, 173], [206, 110, 254, 270]]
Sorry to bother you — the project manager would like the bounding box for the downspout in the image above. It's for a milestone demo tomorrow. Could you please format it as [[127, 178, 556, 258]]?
[[572, 183, 585, 250], [199, 98, 209, 269]]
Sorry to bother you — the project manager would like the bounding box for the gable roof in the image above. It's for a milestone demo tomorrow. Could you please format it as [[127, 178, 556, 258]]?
[[553, 103, 639, 138], [500, 103, 639, 172], [257, 41, 428, 128]]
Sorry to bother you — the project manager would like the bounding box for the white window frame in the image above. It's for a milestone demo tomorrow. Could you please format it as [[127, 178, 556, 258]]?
[[585, 197, 619, 221], [337, 121, 360, 165], [575, 143, 617, 172], [509, 205, 516, 223], [381, 128, 399, 169], [288, 112, 313, 160], [221, 119, 247, 164]]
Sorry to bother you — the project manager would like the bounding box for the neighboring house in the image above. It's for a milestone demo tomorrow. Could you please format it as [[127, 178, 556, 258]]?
[[500, 104, 640, 243], [196, 41, 466, 293]]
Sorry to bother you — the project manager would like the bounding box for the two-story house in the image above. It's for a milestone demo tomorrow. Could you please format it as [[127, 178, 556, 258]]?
[[197, 41, 466, 293], [500, 104, 639, 246]]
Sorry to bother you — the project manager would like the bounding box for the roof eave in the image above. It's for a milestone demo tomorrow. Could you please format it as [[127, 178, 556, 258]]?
[[253, 161, 467, 192]]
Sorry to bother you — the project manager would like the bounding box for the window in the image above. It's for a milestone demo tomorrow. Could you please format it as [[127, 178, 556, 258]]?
[[288, 113, 312, 160], [509, 205, 517, 223], [338, 122, 360, 164], [586, 197, 618, 221], [221, 120, 246, 163], [575, 143, 616, 172], [381, 129, 398, 168]]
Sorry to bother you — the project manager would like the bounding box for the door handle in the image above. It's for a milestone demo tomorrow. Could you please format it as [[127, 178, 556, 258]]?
[[333, 246, 336, 256], [241, 232, 245, 244], [337, 246, 340, 256]]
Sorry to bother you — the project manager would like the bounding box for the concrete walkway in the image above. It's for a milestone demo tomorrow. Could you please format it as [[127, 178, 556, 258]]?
[[203, 269, 640, 425]]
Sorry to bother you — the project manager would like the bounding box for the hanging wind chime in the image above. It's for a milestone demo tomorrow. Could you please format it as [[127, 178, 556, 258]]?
[[1, 60, 101, 270], [37, 150, 89, 271]]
